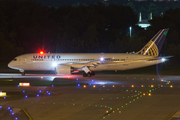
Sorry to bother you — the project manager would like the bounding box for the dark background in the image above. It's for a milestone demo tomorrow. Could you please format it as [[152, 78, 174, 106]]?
[[0, 0, 180, 64]]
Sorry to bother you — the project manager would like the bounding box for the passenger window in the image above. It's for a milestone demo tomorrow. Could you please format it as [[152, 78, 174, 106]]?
[[13, 59, 17, 61]]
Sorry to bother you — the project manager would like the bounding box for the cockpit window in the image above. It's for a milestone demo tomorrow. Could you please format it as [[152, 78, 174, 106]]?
[[13, 59, 17, 61]]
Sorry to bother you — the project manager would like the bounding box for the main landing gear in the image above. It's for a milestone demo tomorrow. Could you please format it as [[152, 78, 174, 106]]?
[[20, 69, 25, 76], [83, 71, 95, 77]]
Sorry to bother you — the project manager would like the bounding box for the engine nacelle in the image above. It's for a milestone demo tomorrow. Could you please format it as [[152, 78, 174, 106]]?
[[55, 65, 72, 75]]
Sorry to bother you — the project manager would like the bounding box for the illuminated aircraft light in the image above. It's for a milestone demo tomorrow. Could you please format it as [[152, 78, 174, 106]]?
[[161, 58, 165, 62], [76, 78, 78, 81], [41, 77, 43, 79], [52, 62, 57, 67], [113, 111, 115, 113], [161, 85, 163, 87], [167, 82, 169, 84], [119, 111, 121, 113], [141, 85, 144, 87], [138, 93, 140, 95], [37, 94, 39, 97], [170, 85, 173, 88], [12, 112, 14, 115], [52, 85, 54, 87], [17, 85, 19, 87], [0, 92, 6, 97], [148, 93, 151, 96], [40, 51, 44, 55], [23, 91, 25, 93], [151, 85, 154, 87], [100, 57, 104, 61], [15, 117, 18, 120], [132, 85, 134, 87], [152, 78, 154, 80], [25, 95, 28, 98], [77, 84, 80, 87], [0, 106, 2, 108], [112, 85, 115, 87], [19, 83, 30, 87], [143, 93, 145, 96], [103, 85, 105, 87], [3, 97, 6, 99], [93, 85, 96, 88], [9, 109, 12, 112], [91, 80, 94, 82], [8, 107, 10, 110], [83, 85, 86, 88], [161, 79, 163, 81], [39, 90, 41, 93], [48, 92, 51, 95]]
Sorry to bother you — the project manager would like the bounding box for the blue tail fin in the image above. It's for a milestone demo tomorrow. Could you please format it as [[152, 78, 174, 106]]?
[[136, 28, 169, 56]]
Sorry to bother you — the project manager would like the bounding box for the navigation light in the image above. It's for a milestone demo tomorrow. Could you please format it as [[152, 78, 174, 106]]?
[[161, 58, 165, 62]]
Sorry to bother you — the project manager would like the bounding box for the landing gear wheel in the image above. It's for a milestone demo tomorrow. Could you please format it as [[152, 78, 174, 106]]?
[[83, 73, 87, 77], [21, 72, 25, 76], [87, 73, 91, 77]]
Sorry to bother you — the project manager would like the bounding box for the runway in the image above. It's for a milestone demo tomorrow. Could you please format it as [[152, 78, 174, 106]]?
[[0, 73, 180, 120]]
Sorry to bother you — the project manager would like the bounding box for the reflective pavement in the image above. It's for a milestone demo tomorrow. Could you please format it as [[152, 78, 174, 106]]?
[[0, 74, 180, 120]]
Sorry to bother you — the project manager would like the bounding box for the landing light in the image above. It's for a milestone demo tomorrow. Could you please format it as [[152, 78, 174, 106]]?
[[52, 62, 57, 67]]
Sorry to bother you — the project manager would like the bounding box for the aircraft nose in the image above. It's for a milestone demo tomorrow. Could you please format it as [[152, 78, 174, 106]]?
[[8, 61, 13, 68]]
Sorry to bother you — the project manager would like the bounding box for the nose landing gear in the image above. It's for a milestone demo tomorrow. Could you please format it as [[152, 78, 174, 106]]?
[[20, 69, 25, 76]]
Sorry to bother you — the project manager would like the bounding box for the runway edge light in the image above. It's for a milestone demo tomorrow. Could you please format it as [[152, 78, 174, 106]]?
[[0, 92, 6, 97], [19, 83, 30, 87]]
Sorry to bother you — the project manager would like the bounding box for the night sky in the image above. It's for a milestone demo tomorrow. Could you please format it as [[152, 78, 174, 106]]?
[[31, 0, 123, 7]]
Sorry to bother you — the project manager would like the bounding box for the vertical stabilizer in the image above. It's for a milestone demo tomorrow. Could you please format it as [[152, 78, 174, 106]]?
[[136, 28, 169, 56]]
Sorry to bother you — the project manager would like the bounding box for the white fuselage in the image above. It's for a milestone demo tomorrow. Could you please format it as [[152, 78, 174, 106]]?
[[8, 53, 163, 72]]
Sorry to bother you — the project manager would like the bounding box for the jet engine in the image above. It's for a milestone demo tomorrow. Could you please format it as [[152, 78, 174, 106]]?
[[55, 65, 75, 75]]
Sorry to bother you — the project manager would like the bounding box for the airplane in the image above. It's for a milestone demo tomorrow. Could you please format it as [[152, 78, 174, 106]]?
[[8, 28, 170, 77]]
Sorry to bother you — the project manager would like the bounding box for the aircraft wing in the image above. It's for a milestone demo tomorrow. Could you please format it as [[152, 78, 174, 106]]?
[[64, 58, 112, 67]]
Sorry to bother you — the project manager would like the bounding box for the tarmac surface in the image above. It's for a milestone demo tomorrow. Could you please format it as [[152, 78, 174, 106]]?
[[0, 73, 180, 120]]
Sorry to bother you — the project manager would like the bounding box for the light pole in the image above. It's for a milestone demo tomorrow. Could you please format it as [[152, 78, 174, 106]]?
[[129, 26, 132, 37]]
